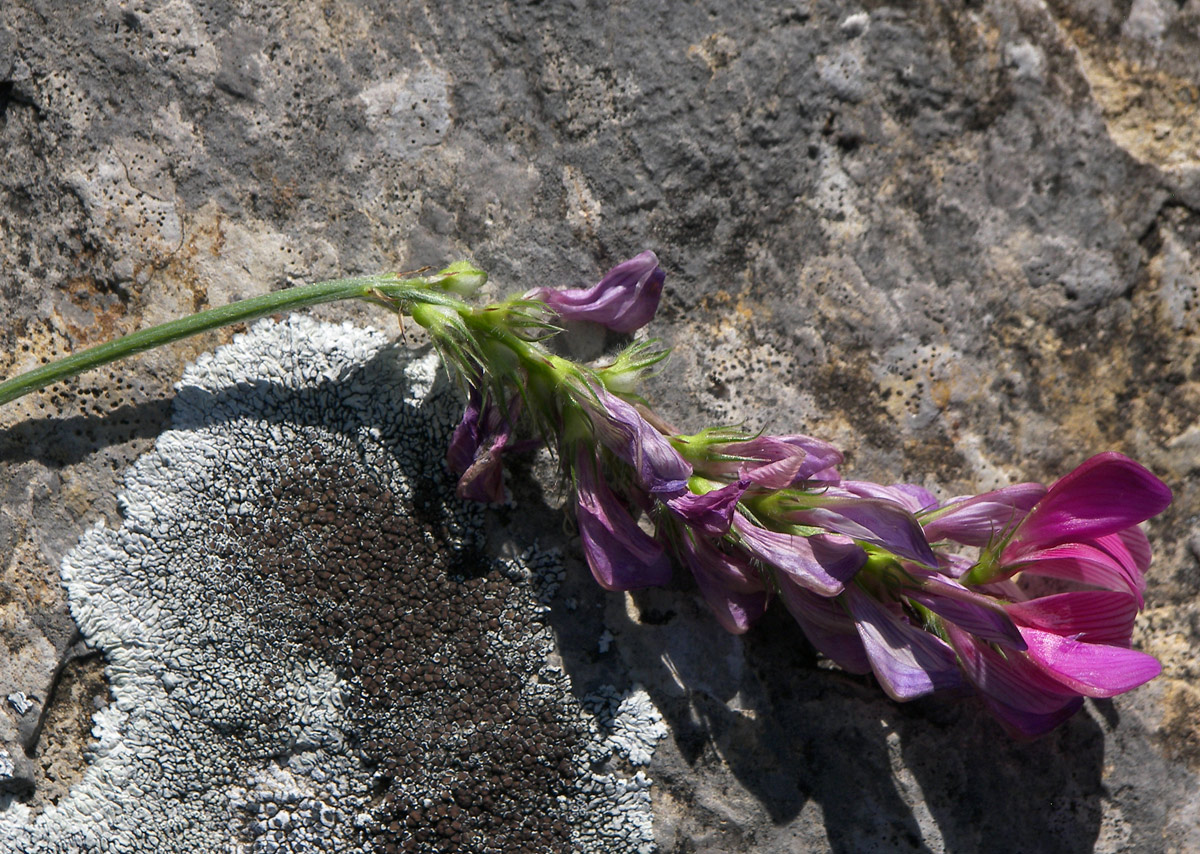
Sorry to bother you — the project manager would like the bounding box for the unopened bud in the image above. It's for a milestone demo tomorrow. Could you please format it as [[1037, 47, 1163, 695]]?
[[430, 260, 487, 296]]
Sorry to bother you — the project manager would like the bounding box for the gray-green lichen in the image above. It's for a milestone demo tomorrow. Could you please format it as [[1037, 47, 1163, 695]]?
[[0, 316, 664, 853]]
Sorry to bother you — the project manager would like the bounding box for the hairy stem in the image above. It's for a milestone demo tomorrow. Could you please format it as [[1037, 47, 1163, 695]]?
[[0, 273, 449, 407]]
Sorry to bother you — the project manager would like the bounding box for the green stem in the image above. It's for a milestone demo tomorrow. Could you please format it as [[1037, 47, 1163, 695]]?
[[0, 273, 442, 407]]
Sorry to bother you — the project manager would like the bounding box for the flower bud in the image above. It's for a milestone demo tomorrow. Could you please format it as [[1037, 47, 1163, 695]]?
[[429, 260, 487, 296]]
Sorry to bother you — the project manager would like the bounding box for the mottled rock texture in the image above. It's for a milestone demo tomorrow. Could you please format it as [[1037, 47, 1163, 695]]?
[[1, 0, 1199, 851]]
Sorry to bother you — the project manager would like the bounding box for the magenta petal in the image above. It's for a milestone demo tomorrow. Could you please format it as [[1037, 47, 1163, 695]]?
[[733, 515, 865, 595], [776, 577, 872, 674], [943, 623, 1085, 736], [845, 585, 963, 700], [921, 483, 1047, 547], [528, 251, 665, 333], [1006, 543, 1145, 605], [666, 480, 747, 536], [1020, 627, 1162, 697], [1093, 527, 1152, 576], [1011, 453, 1172, 550], [789, 496, 937, 567], [1007, 591, 1138, 646], [574, 453, 672, 591]]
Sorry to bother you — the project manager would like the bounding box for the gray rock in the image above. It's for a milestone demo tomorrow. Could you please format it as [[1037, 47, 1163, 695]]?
[[1, 0, 1199, 851]]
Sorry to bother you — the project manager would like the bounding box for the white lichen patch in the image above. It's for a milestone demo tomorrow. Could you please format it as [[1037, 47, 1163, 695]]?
[[0, 316, 662, 853]]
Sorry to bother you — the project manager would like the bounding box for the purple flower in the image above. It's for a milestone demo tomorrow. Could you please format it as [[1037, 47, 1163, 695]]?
[[776, 577, 872, 674], [527, 251, 666, 333], [448, 387, 518, 503], [900, 569, 1025, 648], [842, 481, 938, 514], [677, 531, 769, 634], [573, 448, 673, 591], [844, 584, 964, 701], [694, 434, 843, 488], [920, 483, 1047, 547], [785, 492, 938, 567], [447, 385, 486, 475], [666, 479, 748, 536], [732, 515, 865, 596], [578, 384, 692, 495]]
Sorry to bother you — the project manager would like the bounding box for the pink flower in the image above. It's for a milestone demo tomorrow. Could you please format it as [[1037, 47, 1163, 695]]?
[[965, 454, 1172, 600], [943, 589, 1161, 737]]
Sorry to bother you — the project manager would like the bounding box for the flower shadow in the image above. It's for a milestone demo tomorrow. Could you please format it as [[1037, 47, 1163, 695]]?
[[584, 588, 1106, 854]]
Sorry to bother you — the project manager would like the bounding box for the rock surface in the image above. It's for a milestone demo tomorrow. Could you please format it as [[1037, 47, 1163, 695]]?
[[1, 0, 1199, 851]]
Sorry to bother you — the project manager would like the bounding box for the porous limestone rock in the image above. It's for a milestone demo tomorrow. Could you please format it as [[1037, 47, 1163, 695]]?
[[3, 0, 1200, 850]]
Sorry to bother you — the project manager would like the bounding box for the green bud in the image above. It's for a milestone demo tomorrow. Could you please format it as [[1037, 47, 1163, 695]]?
[[429, 260, 487, 296]]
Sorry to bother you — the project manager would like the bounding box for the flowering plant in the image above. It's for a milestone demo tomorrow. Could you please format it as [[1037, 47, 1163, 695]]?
[[0, 252, 1171, 736]]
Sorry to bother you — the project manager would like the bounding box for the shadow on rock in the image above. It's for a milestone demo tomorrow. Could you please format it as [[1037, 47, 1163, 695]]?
[[597, 592, 1105, 854], [0, 397, 173, 466]]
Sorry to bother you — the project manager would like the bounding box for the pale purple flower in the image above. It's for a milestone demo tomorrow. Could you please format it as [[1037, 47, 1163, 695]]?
[[578, 384, 691, 495], [732, 515, 864, 596], [785, 493, 937, 567], [842, 481, 938, 514], [573, 448, 673, 591], [776, 577, 872, 674], [665, 479, 748, 536], [900, 569, 1025, 648], [695, 434, 844, 488], [920, 482, 1047, 547], [845, 584, 964, 701], [677, 531, 769, 634], [527, 251, 666, 333]]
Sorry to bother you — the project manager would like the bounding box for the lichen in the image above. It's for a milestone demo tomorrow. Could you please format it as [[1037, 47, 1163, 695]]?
[[0, 316, 662, 853]]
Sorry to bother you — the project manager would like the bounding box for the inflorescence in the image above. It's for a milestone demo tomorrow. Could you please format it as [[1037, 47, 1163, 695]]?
[[426, 251, 1173, 738], [1, 252, 1174, 737]]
